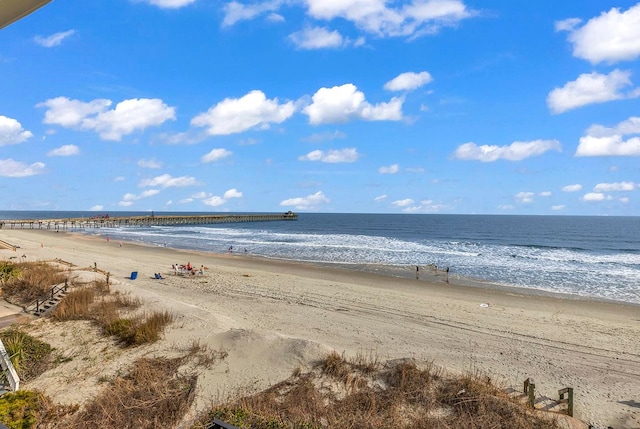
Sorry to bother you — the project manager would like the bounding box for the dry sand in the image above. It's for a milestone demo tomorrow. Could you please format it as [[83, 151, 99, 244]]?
[[0, 229, 639, 429]]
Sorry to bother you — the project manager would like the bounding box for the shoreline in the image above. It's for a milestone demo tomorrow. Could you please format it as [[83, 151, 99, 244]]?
[[55, 227, 640, 308], [72, 223, 640, 307], [1, 228, 639, 428]]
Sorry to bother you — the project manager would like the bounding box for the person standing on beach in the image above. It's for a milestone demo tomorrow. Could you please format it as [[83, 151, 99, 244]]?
[[416, 265, 419, 280], [445, 266, 450, 283]]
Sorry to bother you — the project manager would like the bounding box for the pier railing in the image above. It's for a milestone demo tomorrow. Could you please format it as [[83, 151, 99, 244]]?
[[0, 212, 297, 230]]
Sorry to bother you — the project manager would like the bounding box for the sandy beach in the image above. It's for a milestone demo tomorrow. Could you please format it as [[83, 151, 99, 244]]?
[[0, 228, 639, 428]]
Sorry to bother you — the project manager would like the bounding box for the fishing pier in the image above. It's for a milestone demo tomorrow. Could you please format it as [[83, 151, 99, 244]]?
[[0, 212, 297, 230]]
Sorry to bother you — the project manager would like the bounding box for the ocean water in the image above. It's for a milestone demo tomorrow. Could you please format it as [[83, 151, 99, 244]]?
[[1, 211, 639, 304]]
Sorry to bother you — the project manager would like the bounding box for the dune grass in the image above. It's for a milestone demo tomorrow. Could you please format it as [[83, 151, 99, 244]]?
[[196, 352, 561, 429], [0, 261, 67, 307], [66, 357, 197, 429], [50, 279, 171, 347], [0, 328, 53, 381]]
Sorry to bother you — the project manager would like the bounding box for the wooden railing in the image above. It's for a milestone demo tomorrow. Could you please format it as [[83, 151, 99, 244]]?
[[0, 239, 16, 251], [33, 281, 68, 315], [0, 339, 20, 391], [558, 387, 574, 417], [522, 377, 574, 417]]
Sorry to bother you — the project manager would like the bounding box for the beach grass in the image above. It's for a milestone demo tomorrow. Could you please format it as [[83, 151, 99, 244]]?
[[197, 353, 561, 429], [0, 328, 53, 381], [50, 277, 172, 346], [67, 356, 197, 429], [0, 261, 67, 307]]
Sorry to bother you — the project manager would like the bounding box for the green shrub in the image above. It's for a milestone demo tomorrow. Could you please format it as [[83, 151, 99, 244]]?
[[0, 329, 52, 381], [0, 390, 42, 429]]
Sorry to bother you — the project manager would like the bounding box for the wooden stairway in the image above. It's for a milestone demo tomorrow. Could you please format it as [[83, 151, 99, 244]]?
[[506, 379, 590, 429], [27, 283, 68, 317]]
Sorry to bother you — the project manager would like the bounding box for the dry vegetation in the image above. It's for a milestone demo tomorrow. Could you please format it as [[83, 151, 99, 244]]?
[[50, 279, 172, 347], [0, 261, 67, 307], [64, 356, 197, 429], [0, 262, 195, 428], [196, 352, 561, 429]]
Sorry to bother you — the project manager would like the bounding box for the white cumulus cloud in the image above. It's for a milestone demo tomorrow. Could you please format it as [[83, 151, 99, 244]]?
[[562, 184, 583, 192], [0, 116, 33, 146], [392, 198, 415, 207], [201, 148, 233, 163], [224, 188, 243, 199], [453, 139, 561, 162], [586, 116, 640, 138], [593, 182, 636, 192], [47, 145, 79, 157], [223, 0, 473, 40], [202, 196, 226, 207], [305, 0, 472, 38], [578, 116, 640, 156], [0, 159, 45, 177], [582, 192, 609, 202], [558, 3, 640, 64], [384, 71, 433, 91], [298, 148, 360, 163], [379, 164, 399, 174], [280, 190, 330, 210], [289, 26, 345, 49], [547, 70, 636, 114], [192, 90, 295, 135], [137, 158, 162, 169], [139, 174, 198, 188], [402, 199, 450, 213], [515, 192, 535, 204], [37, 97, 176, 141], [576, 135, 640, 157], [201, 188, 243, 207], [118, 189, 160, 206], [222, 0, 286, 26], [303, 83, 403, 124]]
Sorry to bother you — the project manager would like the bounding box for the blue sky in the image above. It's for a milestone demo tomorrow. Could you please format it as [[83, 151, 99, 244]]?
[[1, 0, 639, 215]]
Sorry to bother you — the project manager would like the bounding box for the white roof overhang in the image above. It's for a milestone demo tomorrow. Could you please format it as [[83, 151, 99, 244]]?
[[0, 0, 52, 30]]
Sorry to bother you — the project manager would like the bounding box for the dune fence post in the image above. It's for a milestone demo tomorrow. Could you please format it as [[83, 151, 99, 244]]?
[[524, 377, 535, 408], [558, 387, 574, 417]]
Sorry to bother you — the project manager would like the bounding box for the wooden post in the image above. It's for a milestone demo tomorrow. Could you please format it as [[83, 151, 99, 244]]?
[[559, 387, 574, 417], [524, 378, 535, 408]]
